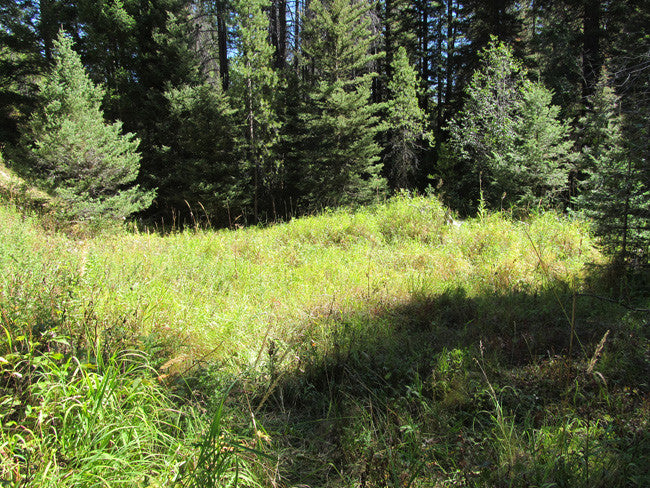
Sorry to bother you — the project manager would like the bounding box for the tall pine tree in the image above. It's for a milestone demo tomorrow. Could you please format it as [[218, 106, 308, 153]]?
[[163, 83, 241, 226], [152, 7, 241, 223], [612, 1, 650, 262], [385, 46, 431, 189], [299, 0, 385, 208], [232, 0, 281, 221], [576, 75, 649, 260], [0, 0, 41, 143]]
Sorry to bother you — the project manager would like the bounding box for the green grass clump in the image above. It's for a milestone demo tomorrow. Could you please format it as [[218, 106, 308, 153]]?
[[1, 193, 647, 487], [0, 204, 265, 487]]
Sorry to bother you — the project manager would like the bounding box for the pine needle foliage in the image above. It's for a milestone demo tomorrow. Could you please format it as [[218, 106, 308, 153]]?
[[385, 46, 432, 189], [19, 30, 153, 224], [232, 0, 281, 221], [299, 0, 386, 208], [164, 83, 242, 221], [575, 74, 649, 260], [447, 39, 574, 212]]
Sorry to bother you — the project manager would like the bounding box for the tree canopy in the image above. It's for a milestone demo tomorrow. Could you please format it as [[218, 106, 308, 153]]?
[[0, 0, 647, 259]]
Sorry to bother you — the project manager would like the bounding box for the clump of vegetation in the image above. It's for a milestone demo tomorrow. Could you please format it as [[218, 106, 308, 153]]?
[[2, 1, 648, 485], [0, 203, 266, 487], [445, 39, 574, 213]]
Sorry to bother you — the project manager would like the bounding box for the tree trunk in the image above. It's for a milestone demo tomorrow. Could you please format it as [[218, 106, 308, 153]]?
[[445, 0, 455, 111], [418, 0, 429, 111], [270, 0, 287, 69], [247, 61, 259, 222], [436, 3, 443, 135], [217, 0, 229, 90], [385, 0, 393, 69], [582, 0, 602, 102], [294, 0, 301, 72]]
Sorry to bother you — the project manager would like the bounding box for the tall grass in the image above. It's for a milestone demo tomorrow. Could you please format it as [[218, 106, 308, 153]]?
[[1, 193, 647, 487], [0, 204, 263, 487], [67, 195, 600, 367], [27, 352, 187, 486]]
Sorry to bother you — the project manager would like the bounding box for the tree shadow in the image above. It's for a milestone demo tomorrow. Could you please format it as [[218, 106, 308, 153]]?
[[247, 274, 649, 487]]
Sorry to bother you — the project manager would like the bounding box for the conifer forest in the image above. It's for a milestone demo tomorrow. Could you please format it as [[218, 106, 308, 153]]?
[[0, 1, 647, 247]]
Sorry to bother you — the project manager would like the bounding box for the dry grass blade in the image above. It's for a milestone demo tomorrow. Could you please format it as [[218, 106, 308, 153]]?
[[586, 330, 609, 374]]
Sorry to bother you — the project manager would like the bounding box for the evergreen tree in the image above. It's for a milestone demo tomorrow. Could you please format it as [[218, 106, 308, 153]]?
[[164, 83, 241, 225], [38, 0, 79, 62], [19, 31, 153, 223], [269, 0, 288, 70], [425, 0, 466, 147], [232, 0, 281, 221], [448, 0, 524, 119], [462, 0, 522, 58], [611, 1, 650, 262], [0, 0, 41, 143], [149, 7, 220, 219], [525, 1, 589, 119], [70, 0, 195, 217], [513, 80, 575, 207], [299, 0, 385, 208], [185, 0, 231, 90], [381, 0, 418, 105], [383, 0, 417, 65], [151, 5, 246, 225], [446, 40, 573, 212], [576, 75, 649, 259], [385, 46, 431, 189]]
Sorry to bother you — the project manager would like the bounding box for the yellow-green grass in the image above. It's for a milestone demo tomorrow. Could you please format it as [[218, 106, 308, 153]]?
[[2, 193, 601, 371], [6, 194, 650, 488]]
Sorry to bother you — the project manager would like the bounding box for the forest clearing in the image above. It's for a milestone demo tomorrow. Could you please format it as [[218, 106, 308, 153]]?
[[1, 0, 649, 485]]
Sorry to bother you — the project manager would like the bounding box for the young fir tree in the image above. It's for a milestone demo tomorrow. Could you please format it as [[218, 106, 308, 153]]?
[[20, 30, 152, 223], [299, 0, 386, 208], [155, 10, 242, 225], [611, 4, 650, 263], [512, 80, 575, 207], [385, 46, 432, 189], [164, 83, 241, 225], [232, 0, 281, 221], [381, 0, 417, 108], [0, 0, 41, 144], [62, 0, 197, 217], [575, 75, 648, 259], [446, 40, 573, 212]]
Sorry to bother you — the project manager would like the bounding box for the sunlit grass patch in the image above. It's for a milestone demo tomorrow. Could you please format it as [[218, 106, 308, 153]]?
[[53, 196, 603, 370]]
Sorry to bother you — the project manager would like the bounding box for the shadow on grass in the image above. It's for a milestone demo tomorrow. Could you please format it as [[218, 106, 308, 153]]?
[[241, 271, 649, 487]]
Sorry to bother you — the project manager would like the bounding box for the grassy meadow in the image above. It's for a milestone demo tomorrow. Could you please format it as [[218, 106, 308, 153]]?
[[1, 193, 648, 487]]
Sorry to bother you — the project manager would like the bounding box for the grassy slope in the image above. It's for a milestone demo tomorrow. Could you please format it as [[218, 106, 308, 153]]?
[[76, 197, 597, 360], [1, 194, 648, 487]]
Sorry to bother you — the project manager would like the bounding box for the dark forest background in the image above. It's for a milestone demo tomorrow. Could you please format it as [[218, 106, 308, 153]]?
[[1, 0, 648, 260]]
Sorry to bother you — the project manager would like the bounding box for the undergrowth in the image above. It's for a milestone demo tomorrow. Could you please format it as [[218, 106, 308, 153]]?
[[0, 193, 648, 486]]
